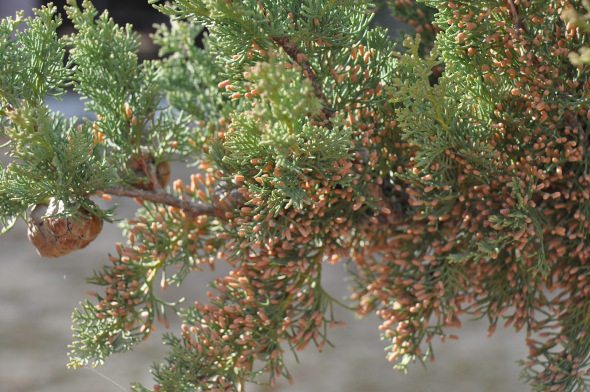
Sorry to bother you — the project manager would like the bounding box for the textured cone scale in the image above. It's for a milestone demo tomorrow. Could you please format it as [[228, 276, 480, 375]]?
[[27, 200, 103, 258]]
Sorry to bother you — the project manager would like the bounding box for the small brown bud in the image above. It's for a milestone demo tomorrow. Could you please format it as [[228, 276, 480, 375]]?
[[155, 161, 171, 189]]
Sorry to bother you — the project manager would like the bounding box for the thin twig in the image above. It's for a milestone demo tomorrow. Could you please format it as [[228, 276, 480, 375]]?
[[270, 36, 333, 118], [137, 150, 159, 192], [103, 186, 215, 217], [503, 0, 526, 31]]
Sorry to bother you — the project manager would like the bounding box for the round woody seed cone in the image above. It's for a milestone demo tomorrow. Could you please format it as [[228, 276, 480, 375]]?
[[27, 200, 103, 258]]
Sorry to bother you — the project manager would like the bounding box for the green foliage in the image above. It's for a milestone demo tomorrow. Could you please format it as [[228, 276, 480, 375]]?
[[152, 21, 228, 133], [563, 0, 590, 65], [0, 4, 114, 232], [0, 5, 70, 108], [70, 187, 225, 368], [66, 0, 198, 173], [378, 0, 438, 51], [355, 0, 590, 388], [4, 0, 590, 392]]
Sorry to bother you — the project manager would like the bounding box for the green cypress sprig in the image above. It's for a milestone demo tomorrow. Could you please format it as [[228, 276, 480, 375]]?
[[563, 0, 590, 65], [0, 4, 71, 108], [7, 0, 590, 391], [152, 21, 230, 128], [0, 4, 115, 229], [380, 0, 438, 50], [134, 252, 344, 392], [66, 0, 200, 184], [70, 182, 223, 368]]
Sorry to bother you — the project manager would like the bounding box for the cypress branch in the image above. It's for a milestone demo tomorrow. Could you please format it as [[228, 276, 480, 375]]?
[[4, 0, 590, 391], [102, 187, 215, 217], [270, 35, 332, 117]]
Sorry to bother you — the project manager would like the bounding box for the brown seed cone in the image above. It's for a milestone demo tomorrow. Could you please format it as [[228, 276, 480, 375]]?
[[27, 200, 103, 258], [128, 147, 170, 189], [211, 181, 245, 221], [155, 161, 171, 189]]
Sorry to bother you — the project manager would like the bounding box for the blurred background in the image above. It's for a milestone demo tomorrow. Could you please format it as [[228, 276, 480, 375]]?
[[0, 1, 529, 392]]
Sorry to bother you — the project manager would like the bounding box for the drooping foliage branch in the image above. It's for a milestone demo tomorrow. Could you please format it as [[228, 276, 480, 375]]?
[[2, 0, 590, 391]]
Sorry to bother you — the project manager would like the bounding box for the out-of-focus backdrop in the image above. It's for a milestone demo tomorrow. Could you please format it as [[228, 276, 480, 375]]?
[[0, 1, 529, 392]]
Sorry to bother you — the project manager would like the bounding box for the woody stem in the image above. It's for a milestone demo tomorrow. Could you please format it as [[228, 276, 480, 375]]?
[[103, 186, 215, 217], [270, 36, 333, 118]]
